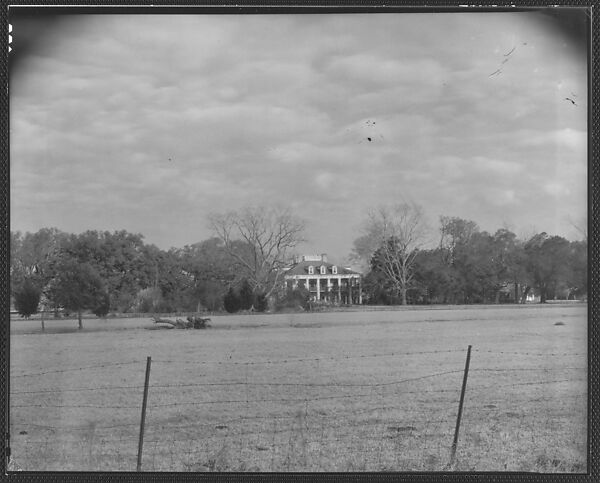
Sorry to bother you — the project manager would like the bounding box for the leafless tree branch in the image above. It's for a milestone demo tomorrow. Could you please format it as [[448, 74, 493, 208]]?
[[358, 202, 429, 305], [208, 205, 306, 300]]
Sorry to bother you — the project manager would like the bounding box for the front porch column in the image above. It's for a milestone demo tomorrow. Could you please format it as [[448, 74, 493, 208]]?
[[348, 279, 352, 304], [337, 276, 342, 301], [316, 277, 320, 300], [358, 278, 362, 304]]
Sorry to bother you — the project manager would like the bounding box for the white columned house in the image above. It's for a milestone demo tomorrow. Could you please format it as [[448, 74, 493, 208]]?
[[282, 254, 362, 304]]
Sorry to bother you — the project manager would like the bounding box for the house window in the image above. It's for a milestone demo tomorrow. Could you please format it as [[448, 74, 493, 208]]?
[[320, 265, 326, 275], [332, 266, 338, 274], [308, 265, 314, 275]]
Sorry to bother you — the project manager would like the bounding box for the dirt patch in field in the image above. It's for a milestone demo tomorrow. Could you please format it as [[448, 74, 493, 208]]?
[[387, 425, 417, 432]]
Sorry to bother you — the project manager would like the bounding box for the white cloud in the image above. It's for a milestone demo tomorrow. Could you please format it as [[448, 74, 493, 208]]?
[[519, 128, 587, 150], [10, 12, 588, 252], [470, 156, 524, 176]]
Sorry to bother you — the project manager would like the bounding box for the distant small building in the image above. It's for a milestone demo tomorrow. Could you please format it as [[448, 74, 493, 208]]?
[[283, 254, 362, 304], [498, 282, 540, 304]]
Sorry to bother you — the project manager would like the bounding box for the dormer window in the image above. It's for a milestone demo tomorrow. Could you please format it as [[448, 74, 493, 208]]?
[[332, 266, 338, 274], [320, 265, 326, 275], [308, 265, 314, 275]]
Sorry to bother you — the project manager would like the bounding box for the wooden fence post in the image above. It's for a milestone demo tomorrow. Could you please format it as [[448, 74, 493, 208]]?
[[137, 356, 152, 471], [450, 345, 472, 466]]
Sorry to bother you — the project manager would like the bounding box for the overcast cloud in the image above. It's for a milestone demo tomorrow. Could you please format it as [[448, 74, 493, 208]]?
[[10, 11, 588, 264]]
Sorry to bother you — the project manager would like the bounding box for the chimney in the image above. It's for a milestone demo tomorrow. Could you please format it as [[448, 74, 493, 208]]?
[[321, 253, 327, 263]]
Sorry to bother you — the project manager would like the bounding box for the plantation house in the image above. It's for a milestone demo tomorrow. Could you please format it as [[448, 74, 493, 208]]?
[[283, 254, 362, 304]]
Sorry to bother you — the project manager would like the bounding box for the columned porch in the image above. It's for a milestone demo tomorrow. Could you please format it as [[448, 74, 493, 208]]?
[[285, 275, 362, 304]]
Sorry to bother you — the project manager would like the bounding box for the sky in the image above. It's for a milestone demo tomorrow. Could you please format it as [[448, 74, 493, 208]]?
[[9, 10, 588, 265]]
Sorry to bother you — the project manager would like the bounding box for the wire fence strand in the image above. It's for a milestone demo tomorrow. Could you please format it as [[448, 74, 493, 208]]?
[[9, 344, 587, 472]]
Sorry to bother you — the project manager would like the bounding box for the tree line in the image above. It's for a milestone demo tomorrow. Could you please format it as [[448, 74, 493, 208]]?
[[354, 204, 587, 306], [10, 206, 305, 327], [10, 204, 587, 327]]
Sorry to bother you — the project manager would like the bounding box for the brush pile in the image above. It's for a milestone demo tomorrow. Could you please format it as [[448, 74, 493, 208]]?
[[151, 315, 211, 329]]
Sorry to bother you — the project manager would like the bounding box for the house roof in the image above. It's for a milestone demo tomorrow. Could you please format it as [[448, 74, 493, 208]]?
[[284, 260, 360, 277]]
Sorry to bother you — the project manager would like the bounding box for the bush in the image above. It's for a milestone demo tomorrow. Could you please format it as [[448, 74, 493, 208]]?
[[14, 279, 41, 318], [93, 292, 110, 318], [238, 280, 254, 311], [223, 287, 240, 313], [222, 285, 268, 313], [275, 287, 310, 312], [187, 315, 211, 329]]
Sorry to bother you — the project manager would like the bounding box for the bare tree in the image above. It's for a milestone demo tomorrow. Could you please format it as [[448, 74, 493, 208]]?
[[355, 202, 429, 305], [438, 216, 479, 264], [208, 205, 306, 301]]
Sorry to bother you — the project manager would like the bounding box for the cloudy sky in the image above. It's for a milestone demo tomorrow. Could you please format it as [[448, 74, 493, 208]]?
[[10, 10, 588, 264]]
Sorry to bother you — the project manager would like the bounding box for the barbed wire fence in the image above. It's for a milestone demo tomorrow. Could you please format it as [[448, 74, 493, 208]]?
[[8, 347, 587, 472]]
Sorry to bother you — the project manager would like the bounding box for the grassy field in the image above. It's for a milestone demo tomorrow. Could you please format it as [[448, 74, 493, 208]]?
[[9, 303, 587, 472]]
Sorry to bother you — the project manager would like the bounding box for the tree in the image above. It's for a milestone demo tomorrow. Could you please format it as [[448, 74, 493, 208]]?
[[567, 240, 587, 300], [439, 216, 479, 265], [361, 268, 395, 305], [98, 230, 152, 312], [13, 278, 41, 319], [452, 231, 500, 303], [523, 233, 571, 303], [11, 229, 71, 326], [46, 260, 106, 329], [208, 205, 306, 301], [254, 292, 268, 312], [490, 229, 528, 303], [11, 229, 69, 314], [355, 203, 429, 305], [350, 233, 377, 274], [133, 287, 165, 313], [62, 230, 152, 313], [198, 280, 226, 313], [171, 237, 238, 312], [412, 248, 456, 304], [10, 228, 68, 281], [435, 217, 500, 304], [135, 244, 182, 313]]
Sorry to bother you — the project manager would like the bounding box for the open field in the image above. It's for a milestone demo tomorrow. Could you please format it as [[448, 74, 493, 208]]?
[[9, 304, 587, 472]]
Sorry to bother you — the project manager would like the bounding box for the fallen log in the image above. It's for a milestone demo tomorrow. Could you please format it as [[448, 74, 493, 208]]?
[[150, 315, 211, 329]]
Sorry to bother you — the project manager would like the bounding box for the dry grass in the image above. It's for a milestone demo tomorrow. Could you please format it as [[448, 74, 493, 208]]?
[[9, 303, 587, 472]]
